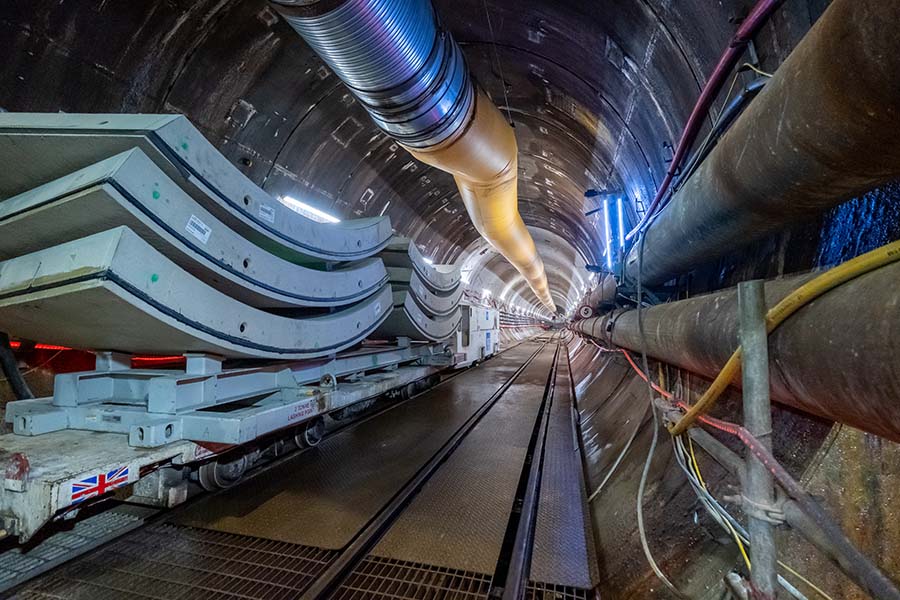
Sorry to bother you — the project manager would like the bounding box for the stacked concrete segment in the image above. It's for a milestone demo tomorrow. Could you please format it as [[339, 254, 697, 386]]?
[[0, 113, 395, 358], [0, 150, 388, 308], [0, 113, 393, 263], [375, 238, 462, 341]]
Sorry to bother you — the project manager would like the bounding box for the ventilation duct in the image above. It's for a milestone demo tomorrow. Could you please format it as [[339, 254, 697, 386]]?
[[273, 0, 555, 310]]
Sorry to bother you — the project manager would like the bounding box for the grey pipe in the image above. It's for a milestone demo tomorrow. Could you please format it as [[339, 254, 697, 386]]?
[[575, 262, 900, 442], [688, 427, 900, 600], [737, 281, 777, 599]]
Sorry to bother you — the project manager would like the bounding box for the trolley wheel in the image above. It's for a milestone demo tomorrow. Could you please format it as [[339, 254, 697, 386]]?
[[295, 417, 325, 448], [197, 453, 248, 491]]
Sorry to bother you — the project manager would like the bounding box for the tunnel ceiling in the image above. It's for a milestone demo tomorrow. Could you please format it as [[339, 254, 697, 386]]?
[[0, 0, 824, 314]]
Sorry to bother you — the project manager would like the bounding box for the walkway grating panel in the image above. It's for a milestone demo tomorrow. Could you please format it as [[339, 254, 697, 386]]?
[[526, 580, 594, 599], [7, 524, 338, 600], [333, 555, 492, 599]]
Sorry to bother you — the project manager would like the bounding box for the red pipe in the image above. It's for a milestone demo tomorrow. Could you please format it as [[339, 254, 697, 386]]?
[[626, 0, 784, 240]]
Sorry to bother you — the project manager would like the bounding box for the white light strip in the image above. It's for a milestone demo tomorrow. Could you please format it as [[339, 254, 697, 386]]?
[[603, 198, 613, 269], [617, 197, 625, 248], [279, 196, 341, 223]]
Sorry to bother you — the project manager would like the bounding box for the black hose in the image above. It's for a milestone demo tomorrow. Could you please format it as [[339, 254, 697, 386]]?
[[674, 77, 768, 195], [0, 332, 33, 400]]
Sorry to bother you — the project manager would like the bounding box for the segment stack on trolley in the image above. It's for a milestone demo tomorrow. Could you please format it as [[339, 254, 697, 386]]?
[[375, 238, 463, 341], [0, 114, 460, 543]]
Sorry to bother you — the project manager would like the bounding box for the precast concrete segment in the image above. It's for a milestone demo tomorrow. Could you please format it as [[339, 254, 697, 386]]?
[[380, 237, 461, 294], [374, 292, 461, 341], [0, 150, 388, 309], [369, 343, 557, 574], [174, 342, 544, 549], [387, 267, 464, 317], [0, 113, 392, 263], [575, 264, 900, 442], [624, 0, 900, 286], [0, 227, 392, 359]]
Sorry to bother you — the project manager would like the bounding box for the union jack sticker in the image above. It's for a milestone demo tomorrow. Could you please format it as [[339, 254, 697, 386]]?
[[67, 465, 131, 505]]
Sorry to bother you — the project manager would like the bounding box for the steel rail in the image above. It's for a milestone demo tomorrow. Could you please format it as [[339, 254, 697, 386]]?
[[299, 339, 554, 599]]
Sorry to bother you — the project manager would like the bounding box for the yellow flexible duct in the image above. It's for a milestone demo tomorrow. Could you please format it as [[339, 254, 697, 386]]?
[[406, 90, 555, 310], [277, 0, 554, 310]]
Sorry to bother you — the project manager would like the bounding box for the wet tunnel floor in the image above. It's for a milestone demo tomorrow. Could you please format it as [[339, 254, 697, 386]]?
[[9, 340, 598, 599]]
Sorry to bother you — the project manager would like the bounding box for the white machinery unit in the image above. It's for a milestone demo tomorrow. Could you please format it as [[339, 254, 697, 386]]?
[[453, 303, 500, 367]]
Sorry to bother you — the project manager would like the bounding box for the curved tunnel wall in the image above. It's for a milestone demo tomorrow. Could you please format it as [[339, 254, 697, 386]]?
[[0, 0, 825, 312], [10, 1, 897, 597]]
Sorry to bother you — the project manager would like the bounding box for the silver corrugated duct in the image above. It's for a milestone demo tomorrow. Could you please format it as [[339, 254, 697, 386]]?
[[274, 0, 556, 310], [277, 0, 472, 150]]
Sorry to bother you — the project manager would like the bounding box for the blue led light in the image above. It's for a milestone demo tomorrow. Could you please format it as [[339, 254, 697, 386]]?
[[603, 198, 613, 269], [617, 197, 625, 248]]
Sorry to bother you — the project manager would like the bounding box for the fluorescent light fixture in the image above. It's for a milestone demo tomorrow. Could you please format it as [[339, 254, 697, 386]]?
[[279, 196, 341, 224], [617, 197, 625, 248], [422, 257, 434, 265], [603, 197, 613, 270]]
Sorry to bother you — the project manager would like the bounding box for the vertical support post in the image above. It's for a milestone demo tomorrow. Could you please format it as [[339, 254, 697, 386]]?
[[737, 280, 777, 598], [95, 351, 131, 372]]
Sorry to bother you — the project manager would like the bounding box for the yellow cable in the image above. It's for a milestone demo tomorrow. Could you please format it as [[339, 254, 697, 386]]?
[[669, 238, 900, 435], [687, 435, 707, 490], [685, 435, 752, 570], [687, 435, 836, 600], [726, 517, 753, 572], [741, 62, 774, 78], [778, 559, 836, 600]]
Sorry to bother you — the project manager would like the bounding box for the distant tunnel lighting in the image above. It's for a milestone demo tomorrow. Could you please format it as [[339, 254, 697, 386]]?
[[422, 257, 434, 265], [482, 288, 491, 298], [603, 198, 613, 270], [617, 197, 625, 248], [279, 196, 341, 224]]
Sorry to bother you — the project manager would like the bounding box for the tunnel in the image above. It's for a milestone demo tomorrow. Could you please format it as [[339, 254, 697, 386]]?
[[0, 0, 898, 598]]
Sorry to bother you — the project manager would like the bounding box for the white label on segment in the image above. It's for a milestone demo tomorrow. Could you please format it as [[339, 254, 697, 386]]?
[[259, 204, 276, 223], [186, 215, 212, 244], [374, 301, 382, 316]]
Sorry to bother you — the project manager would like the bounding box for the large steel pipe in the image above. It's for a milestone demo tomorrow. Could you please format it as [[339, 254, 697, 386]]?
[[576, 263, 900, 442], [587, 274, 617, 308], [624, 0, 900, 286], [274, 0, 554, 310]]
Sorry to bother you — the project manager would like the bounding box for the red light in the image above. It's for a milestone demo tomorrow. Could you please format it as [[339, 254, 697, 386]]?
[[6, 341, 71, 351], [132, 355, 185, 363]]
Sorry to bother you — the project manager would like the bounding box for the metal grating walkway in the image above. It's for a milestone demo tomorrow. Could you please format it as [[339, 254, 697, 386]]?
[[530, 356, 600, 589], [7, 524, 337, 600], [369, 345, 556, 574], [0, 505, 155, 593], [333, 556, 492, 599]]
